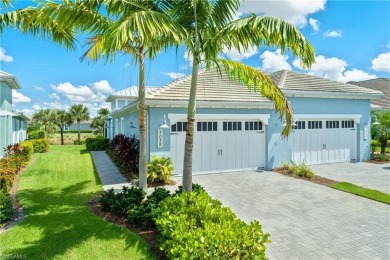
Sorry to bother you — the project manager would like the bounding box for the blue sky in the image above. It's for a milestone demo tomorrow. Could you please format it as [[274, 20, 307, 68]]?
[[1, 0, 389, 117]]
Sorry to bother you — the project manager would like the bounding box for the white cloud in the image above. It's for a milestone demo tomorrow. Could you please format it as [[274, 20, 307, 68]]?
[[91, 80, 114, 94], [21, 108, 35, 115], [33, 85, 45, 92], [49, 93, 61, 101], [124, 63, 131, 68], [12, 90, 31, 103], [260, 50, 292, 72], [323, 30, 343, 38], [387, 41, 390, 49], [237, 0, 327, 27], [52, 82, 94, 97], [184, 51, 193, 62], [42, 101, 69, 110], [222, 46, 259, 61], [164, 72, 185, 80], [293, 55, 376, 82], [0, 47, 14, 62], [371, 52, 390, 72], [32, 104, 41, 110], [308, 18, 320, 31]]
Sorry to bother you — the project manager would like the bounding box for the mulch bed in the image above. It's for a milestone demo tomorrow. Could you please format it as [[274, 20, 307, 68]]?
[[87, 194, 167, 260], [365, 159, 390, 165], [273, 167, 338, 186]]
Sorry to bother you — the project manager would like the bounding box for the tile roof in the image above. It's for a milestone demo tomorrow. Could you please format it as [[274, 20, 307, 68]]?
[[106, 86, 159, 102], [349, 78, 390, 109]]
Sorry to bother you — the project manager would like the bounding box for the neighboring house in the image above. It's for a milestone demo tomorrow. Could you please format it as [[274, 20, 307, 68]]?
[[104, 68, 383, 174], [65, 120, 94, 131], [0, 71, 29, 157], [349, 78, 390, 110]]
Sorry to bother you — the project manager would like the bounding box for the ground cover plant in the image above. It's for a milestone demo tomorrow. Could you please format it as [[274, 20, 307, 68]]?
[[49, 132, 94, 145], [330, 182, 390, 205], [0, 145, 155, 259], [281, 161, 315, 179]]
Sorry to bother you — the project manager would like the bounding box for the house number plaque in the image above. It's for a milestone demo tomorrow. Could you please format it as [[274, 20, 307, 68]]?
[[158, 129, 163, 148]]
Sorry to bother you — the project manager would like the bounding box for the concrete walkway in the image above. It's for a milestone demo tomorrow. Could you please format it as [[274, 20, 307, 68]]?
[[176, 171, 390, 260], [91, 151, 132, 192], [310, 162, 390, 194]]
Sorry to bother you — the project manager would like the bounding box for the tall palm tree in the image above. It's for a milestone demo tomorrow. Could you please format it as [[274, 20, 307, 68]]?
[[32, 109, 54, 134], [51, 110, 73, 145], [91, 107, 110, 136], [164, 0, 315, 191], [69, 104, 90, 142], [372, 110, 390, 154]]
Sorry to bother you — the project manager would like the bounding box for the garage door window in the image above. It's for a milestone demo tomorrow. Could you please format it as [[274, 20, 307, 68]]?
[[223, 121, 242, 131], [171, 121, 187, 132], [197, 121, 217, 131], [342, 120, 354, 128], [245, 121, 262, 131], [292, 121, 305, 130], [326, 120, 340, 128], [308, 120, 322, 129]]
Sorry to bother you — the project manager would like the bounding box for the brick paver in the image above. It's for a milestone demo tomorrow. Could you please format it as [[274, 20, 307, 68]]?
[[175, 171, 390, 260]]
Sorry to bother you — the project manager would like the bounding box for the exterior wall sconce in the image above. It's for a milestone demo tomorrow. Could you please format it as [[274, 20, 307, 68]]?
[[129, 121, 136, 128], [159, 114, 169, 128]]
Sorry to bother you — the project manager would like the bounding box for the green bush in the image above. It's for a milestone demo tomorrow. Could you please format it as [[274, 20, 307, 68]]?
[[85, 137, 109, 151], [20, 141, 34, 163], [282, 161, 314, 179], [0, 190, 13, 225], [371, 153, 390, 161], [74, 140, 86, 145], [28, 130, 47, 139], [175, 183, 206, 195], [156, 191, 271, 259], [23, 139, 50, 153], [147, 155, 174, 184]]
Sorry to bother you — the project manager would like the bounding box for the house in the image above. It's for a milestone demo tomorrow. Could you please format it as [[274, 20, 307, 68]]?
[[65, 120, 94, 132], [104, 68, 383, 174], [349, 78, 390, 110], [0, 71, 29, 157]]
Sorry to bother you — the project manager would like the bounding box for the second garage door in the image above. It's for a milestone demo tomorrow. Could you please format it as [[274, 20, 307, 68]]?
[[292, 119, 357, 164], [170, 120, 265, 175]]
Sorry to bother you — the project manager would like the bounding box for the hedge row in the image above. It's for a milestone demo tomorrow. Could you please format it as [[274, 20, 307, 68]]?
[[85, 136, 109, 151], [23, 139, 50, 153], [28, 130, 47, 139]]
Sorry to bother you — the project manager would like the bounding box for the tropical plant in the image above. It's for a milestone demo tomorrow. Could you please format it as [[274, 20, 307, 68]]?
[[371, 110, 390, 154], [69, 104, 90, 142], [90, 108, 110, 136], [282, 161, 315, 179], [147, 155, 174, 184], [31, 109, 56, 134], [51, 110, 73, 145], [166, 0, 315, 191]]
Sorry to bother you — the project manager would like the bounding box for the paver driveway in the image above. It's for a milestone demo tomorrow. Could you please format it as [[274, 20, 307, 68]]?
[[176, 171, 390, 260], [310, 162, 390, 194]]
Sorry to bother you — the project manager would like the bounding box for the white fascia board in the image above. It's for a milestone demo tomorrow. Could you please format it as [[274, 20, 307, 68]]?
[[1, 76, 21, 90], [283, 90, 384, 100], [110, 102, 138, 118], [145, 100, 274, 109], [293, 114, 362, 123], [168, 113, 271, 125]]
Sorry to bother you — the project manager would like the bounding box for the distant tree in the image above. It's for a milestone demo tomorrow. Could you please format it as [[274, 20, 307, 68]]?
[[52, 110, 73, 145], [372, 110, 390, 154], [90, 108, 110, 136], [69, 104, 90, 142], [32, 109, 55, 134]]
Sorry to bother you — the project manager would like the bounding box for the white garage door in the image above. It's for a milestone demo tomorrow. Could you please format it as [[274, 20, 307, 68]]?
[[170, 120, 265, 175], [292, 119, 357, 164]]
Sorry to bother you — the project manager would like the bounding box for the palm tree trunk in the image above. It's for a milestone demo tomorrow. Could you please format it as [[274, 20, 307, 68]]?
[[60, 126, 64, 145], [182, 0, 199, 192], [78, 121, 81, 142], [138, 49, 147, 190]]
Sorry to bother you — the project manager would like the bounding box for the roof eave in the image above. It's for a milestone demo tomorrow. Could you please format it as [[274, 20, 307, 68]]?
[[1, 75, 22, 90], [283, 90, 384, 99]]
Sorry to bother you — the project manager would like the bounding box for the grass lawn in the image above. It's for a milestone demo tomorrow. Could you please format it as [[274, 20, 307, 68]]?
[[0, 145, 155, 259], [330, 182, 390, 205]]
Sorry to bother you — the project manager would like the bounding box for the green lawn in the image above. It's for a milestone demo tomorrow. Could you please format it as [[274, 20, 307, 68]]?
[[330, 182, 390, 205], [0, 145, 155, 259]]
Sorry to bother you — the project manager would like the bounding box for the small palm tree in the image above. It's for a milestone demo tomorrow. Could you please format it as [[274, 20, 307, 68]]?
[[51, 110, 73, 145], [372, 110, 390, 154], [32, 109, 54, 134], [69, 104, 90, 142], [91, 108, 110, 136]]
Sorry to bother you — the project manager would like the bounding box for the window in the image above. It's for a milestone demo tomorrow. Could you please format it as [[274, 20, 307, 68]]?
[[115, 119, 119, 134], [197, 121, 217, 131], [223, 121, 242, 131], [326, 120, 340, 129], [292, 121, 305, 130], [117, 99, 126, 108], [244, 121, 262, 131], [171, 121, 188, 132], [342, 120, 354, 128], [308, 120, 322, 129], [120, 117, 124, 133]]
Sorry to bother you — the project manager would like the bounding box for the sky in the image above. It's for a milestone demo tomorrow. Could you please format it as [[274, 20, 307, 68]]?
[[1, 0, 389, 117]]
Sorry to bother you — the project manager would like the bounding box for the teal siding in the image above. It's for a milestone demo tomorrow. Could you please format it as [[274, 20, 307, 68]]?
[[0, 82, 12, 111]]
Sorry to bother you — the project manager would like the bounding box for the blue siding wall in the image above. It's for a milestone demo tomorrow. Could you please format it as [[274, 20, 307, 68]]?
[[0, 82, 12, 111]]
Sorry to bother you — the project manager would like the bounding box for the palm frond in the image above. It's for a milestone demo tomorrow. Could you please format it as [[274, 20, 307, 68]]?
[[215, 59, 293, 136]]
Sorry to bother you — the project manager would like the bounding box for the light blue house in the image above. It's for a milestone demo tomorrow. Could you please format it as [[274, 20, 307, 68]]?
[[0, 71, 29, 157], [105, 68, 383, 174]]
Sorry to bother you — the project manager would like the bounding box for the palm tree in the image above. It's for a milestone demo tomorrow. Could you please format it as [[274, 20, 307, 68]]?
[[372, 110, 390, 154], [91, 108, 110, 136], [69, 104, 90, 142], [51, 110, 73, 145], [32, 109, 54, 134], [163, 0, 315, 191]]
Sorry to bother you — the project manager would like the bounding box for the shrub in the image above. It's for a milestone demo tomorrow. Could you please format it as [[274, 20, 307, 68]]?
[[371, 153, 390, 161], [28, 130, 47, 139], [0, 157, 20, 193], [23, 139, 50, 153], [147, 155, 174, 184], [156, 191, 270, 259], [109, 134, 139, 174], [19, 142, 34, 163], [85, 137, 109, 151], [74, 140, 86, 145], [175, 183, 206, 195], [282, 161, 314, 179], [0, 190, 13, 225]]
